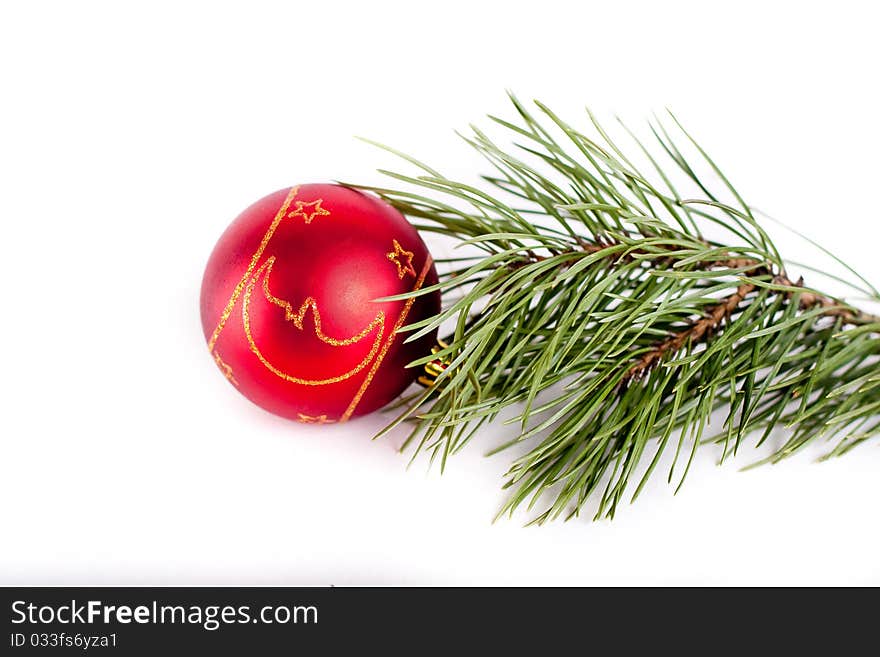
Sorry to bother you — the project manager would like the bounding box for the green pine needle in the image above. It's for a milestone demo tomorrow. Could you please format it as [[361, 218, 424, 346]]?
[[354, 94, 880, 523]]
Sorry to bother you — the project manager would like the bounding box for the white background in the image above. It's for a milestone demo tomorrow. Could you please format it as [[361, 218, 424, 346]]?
[[1, 1, 878, 585]]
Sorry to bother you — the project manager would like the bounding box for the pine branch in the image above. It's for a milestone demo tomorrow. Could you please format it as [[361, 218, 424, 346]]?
[[625, 279, 757, 383], [625, 265, 879, 383], [354, 94, 880, 522]]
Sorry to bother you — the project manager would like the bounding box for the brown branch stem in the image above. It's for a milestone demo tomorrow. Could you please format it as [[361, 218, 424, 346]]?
[[623, 259, 880, 383], [508, 242, 879, 384]]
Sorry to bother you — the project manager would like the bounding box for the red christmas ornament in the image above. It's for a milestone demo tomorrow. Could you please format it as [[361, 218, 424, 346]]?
[[200, 184, 440, 424]]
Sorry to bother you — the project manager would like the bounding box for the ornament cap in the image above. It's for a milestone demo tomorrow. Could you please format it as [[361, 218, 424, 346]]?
[[417, 338, 451, 388]]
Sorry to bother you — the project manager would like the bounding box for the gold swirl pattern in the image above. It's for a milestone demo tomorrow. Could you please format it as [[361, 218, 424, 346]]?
[[340, 255, 433, 421], [207, 186, 300, 352], [242, 257, 386, 386]]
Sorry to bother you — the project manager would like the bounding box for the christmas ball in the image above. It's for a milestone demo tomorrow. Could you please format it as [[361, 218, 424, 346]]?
[[200, 184, 440, 423]]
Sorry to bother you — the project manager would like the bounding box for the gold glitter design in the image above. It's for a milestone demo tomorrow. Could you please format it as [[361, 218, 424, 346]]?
[[213, 352, 239, 386], [297, 413, 335, 424], [207, 186, 300, 352], [288, 199, 330, 225], [260, 256, 385, 347], [340, 254, 434, 421], [242, 257, 386, 386], [386, 239, 416, 279]]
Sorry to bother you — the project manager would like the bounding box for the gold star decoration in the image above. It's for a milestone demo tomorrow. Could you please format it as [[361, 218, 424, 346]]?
[[386, 239, 416, 279], [297, 413, 335, 424], [213, 351, 238, 386], [288, 198, 331, 224]]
